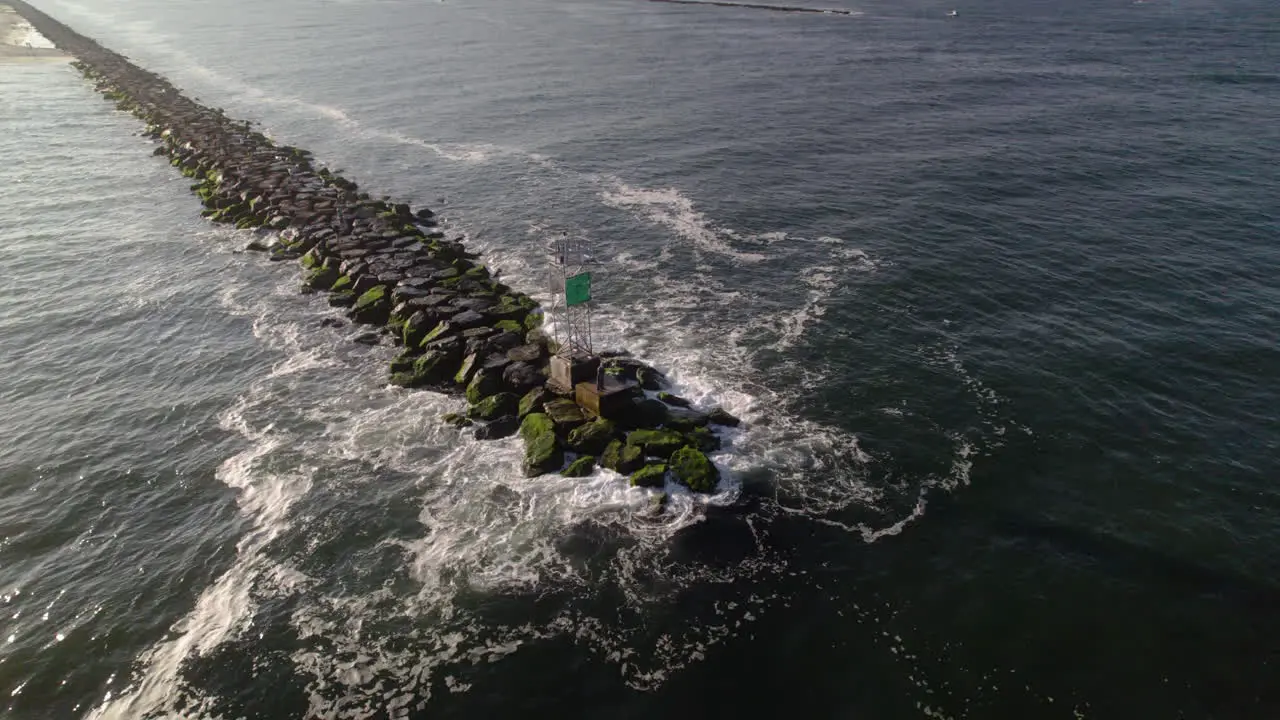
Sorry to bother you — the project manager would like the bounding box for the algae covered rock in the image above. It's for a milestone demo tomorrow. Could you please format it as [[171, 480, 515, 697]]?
[[544, 398, 588, 434], [669, 446, 720, 493], [493, 319, 522, 333], [518, 387, 551, 419], [350, 285, 391, 324], [601, 438, 644, 475], [442, 412, 473, 428], [657, 391, 691, 408], [519, 412, 563, 477], [663, 407, 710, 432], [561, 456, 596, 478], [683, 426, 721, 453], [629, 463, 667, 489], [566, 417, 616, 455], [626, 428, 686, 459], [465, 369, 503, 405], [390, 349, 456, 388], [468, 392, 518, 421], [454, 352, 480, 386], [303, 265, 339, 291]]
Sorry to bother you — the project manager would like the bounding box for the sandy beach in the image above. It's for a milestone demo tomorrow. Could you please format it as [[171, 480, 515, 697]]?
[[1, 3, 66, 60]]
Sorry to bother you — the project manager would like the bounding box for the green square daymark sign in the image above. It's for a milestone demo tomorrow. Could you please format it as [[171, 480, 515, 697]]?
[[565, 272, 592, 306]]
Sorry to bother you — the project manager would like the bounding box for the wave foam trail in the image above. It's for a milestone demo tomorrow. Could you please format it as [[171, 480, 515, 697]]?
[[601, 182, 768, 263]]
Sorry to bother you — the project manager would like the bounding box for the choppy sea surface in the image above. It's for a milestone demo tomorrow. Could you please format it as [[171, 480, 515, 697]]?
[[2, 0, 1278, 717]]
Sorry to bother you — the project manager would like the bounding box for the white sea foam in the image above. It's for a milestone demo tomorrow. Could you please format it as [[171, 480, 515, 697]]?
[[600, 182, 768, 263]]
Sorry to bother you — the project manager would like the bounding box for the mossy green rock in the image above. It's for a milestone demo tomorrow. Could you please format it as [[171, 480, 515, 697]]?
[[519, 412, 563, 477], [300, 249, 322, 269], [468, 392, 518, 421], [684, 426, 721, 453], [418, 321, 453, 347], [629, 463, 667, 489], [544, 399, 588, 433], [663, 408, 711, 432], [626, 428, 687, 459], [330, 275, 353, 292], [454, 352, 480, 386], [566, 417, 617, 455], [389, 351, 416, 374], [328, 290, 356, 307], [669, 446, 720, 493], [465, 370, 503, 405], [518, 387, 551, 419], [413, 350, 456, 385], [442, 412, 473, 428], [601, 439, 644, 475], [304, 265, 339, 290], [561, 456, 596, 478], [351, 285, 391, 324], [493, 319, 523, 333]]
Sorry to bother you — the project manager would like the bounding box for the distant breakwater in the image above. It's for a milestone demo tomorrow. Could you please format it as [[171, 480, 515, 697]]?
[[648, 0, 857, 15], [9, 1, 740, 498]]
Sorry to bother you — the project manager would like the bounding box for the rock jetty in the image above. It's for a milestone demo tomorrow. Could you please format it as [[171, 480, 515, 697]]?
[[9, 0, 740, 494]]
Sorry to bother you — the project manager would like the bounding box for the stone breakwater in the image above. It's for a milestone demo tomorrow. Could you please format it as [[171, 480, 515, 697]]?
[[9, 1, 740, 497]]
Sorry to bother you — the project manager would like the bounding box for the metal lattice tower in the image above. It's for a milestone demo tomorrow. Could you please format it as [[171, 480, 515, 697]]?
[[548, 232, 593, 357]]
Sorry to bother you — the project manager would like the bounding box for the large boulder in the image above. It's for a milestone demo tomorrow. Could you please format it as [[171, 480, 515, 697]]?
[[707, 407, 742, 427], [629, 463, 667, 489], [626, 429, 686, 459], [303, 265, 339, 291], [657, 391, 691, 408], [389, 349, 456, 388], [561, 456, 596, 478], [465, 369, 504, 405], [544, 399, 588, 435], [601, 439, 644, 475], [683, 426, 721, 453], [519, 412, 563, 477], [669, 446, 720, 493], [350, 285, 391, 325], [468, 392, 518, 421], [474, 414, 519, 440], [503, 361, 543, 394], [617, 398, 668, 430], [566, 417, 616, 455], [518, 387, 552, 419], [401, 310, 436, 347], [663, 407, 710, 432], [454, 352, 481, 386]]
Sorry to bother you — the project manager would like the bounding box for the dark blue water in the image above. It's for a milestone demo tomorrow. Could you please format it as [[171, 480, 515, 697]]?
[[1, 0, 1278, 717]]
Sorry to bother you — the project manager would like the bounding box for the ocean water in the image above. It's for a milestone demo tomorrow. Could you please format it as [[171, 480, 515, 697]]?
[[1, 0, 1278, 717]]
